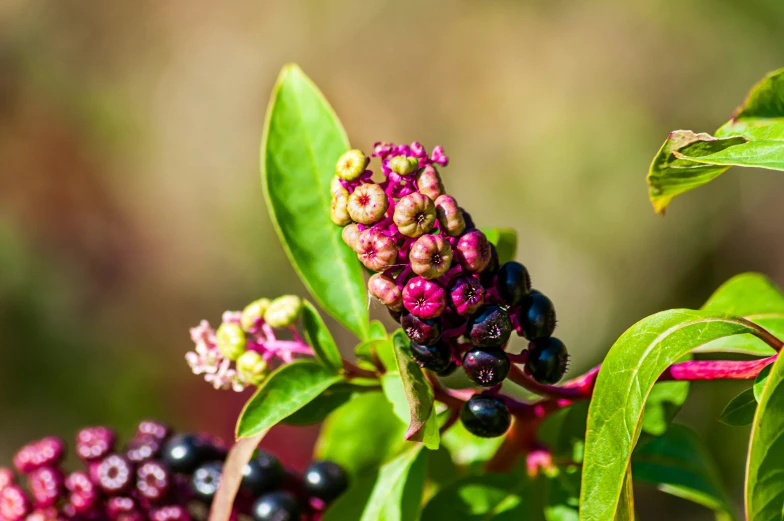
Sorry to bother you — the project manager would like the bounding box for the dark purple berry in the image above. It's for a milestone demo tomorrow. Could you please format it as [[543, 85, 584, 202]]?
[[252, 491, 301, 521], [462, 347, 510, 387], [107, 496, 144, 521], [436, 360, 458, 377], [76, 427, 116, 462], [241, 451, 285, 496], [460, 395, 511, 438], [459, 207, 475, 231], [401, 314, 442, 346], [467, 306, 512, 348], [150, 505, 191, 521], [448, 275, 485, 316], [96, 454, 134, 495], [136, 460, 171, 502], [65, 472, 98, 514], [497, 262, 531, 306], [191, 462, 222, 503], [136, 421, 171, 441], [519, 290, 556, 340], [388, 308, 403, 324], [126, 434, 163, 463], [479, 244, 500, 286], [525, 337, 569, 385], [27, 467, 65, 507], [303, 461, 348, 504], [161, 434, 216, 474], [410, 341, 452, 373], [0, 485, 31, 521]]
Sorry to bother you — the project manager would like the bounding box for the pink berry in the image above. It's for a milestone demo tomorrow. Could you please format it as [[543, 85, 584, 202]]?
[[0, 485, 31, 521], [106, 496, 144, 521], [150, 505, 191, 521], [0, 468, 14, 492], [27, 467, 65, 508], [449, 275, 485, 316], [13, 439, 63, 475], [368, 273, 403, 311], [126, 434, 162, 463], [76, 427, 116, 462], [356, 229, 398, 272], [96, 454, 134, 495], [455, 230, 491, 273], [402, 277, 447, 319], [65, 472, 98, 514], [409, 234, 453, 279], [137, 421, 171, 441], [136, 461, 171, 502]]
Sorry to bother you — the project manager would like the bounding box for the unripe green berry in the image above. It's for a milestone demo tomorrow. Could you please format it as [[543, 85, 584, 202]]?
[[389, 155, 419, 176], [348, 184, 389, 225], [241, 298, 271, 332], [434, 194, 466, 237], [336, 149, 369, 181], [394, 193, 436, 238], [410, 234, 453, 279], [342, 223, 362, 251], [331, 192, 352, 226], [264, 295, 303, 328], [331, 175, 348, 197], [216, 322, 247, 361], [368, 273, 403, 311], [237, 351, 269, 386], [415, 166, 445, 201]]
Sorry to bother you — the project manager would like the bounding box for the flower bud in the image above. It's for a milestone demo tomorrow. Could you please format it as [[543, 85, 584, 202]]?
[[356, 229, 398, 272], [236, 351, 269, 387], [331, 175, 348, 197], [449, 275, 485, 316], [402, 277, 447, 319], [331, 192, 352, 226], [456, 230, 492, 273], [264, 295, 303, 328], [241, 298, 270, 332], [336, 149, 369, 181], [435, 195, 466, 237], [348, 183, 388, 225], [393, 193, 436, 237], [368, 273, 403, 311], [341, 223, 362, 251], [389, 155, 419, 176], [415, 166, 445, 201], [409, 234, 453, 279], [216, 323, 247, 361]]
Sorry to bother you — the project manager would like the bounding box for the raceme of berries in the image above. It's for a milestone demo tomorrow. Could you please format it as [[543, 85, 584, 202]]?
[[0, 421, 348, 521], [329, 141, 570, 437]]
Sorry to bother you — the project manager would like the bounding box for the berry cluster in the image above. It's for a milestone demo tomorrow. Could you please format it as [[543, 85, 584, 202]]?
[[331, 142, 570, 438], [186, 295, 315, 392], [1, 423, 347, 521]]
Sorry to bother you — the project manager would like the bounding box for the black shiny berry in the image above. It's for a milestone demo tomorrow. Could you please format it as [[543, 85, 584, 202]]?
[[401, 314, 442, 346], [460, 395, 511, 438], [410, 341, 452, 373], [161, 434, 217, 475], [252, 491, 301, 521], [519, 290, 556, 340], [436, 360, 458, 377], [497, 262, 531, 306], [191, 462, 222, 503], [479, 245, 500, 286], [303, 461, 348, 504], [462, 347, 510, 387], [525, 337, 569, 384], [241, 451, 285, 496], [467, 306, 512, 348], [460, 208, 475, 231]]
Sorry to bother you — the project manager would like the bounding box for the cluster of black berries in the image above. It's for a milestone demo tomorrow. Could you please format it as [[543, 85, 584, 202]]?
[[331, 142, 570, 439], [0, 422, 347, 521]]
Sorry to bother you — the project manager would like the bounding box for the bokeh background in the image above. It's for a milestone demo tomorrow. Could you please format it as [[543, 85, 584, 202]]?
[[3, 0, 784, 517]]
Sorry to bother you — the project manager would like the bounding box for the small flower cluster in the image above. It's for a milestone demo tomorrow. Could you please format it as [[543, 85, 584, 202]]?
[[331, 142, 570, 438], [186, 295, 313, 392], [0, 422, 347, 521]]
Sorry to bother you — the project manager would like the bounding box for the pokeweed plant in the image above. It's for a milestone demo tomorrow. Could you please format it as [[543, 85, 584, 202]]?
[[185, 64, 784, 521]]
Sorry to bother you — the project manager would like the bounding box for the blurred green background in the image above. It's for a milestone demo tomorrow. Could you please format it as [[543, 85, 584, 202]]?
[[2, 0, 784, 517]]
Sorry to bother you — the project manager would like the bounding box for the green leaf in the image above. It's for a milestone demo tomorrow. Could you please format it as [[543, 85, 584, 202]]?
[[718, 388, 757, 427], [236, 360, 342, 438], [315, 391, 407, 476], [745, 350, 784, 521], [641, 379, 689, 436], [698, 273, 784, 356], [647, 68, 784, 213], [441, 419, 505, 467], [481, 228, 517, 264], [301, 300, 343, 372], [261, 64, 369, 339], [421, 472, 531, 520], [323, 445, 427, 521], [580, 309, 770, 521], [283, 382, 368, 426], [381, 372, 439, 450], [614, 468, 635, 521], [545, 468, 581, 521], [632, 424, 736, 518], [753, 363, 772, 402], [390, 330, 437, 445]]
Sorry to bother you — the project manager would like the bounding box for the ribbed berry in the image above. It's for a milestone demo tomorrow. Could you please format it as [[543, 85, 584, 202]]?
[[65, 471, 98, 514], [106, 496, 144, 521], [525, 337, 569, 385], [76, 427, 116, 462], [191, 462, 222, 503], [0, 485, 31, 521], [150, 505, 191, 521], [410, 341, 452, 373], [161, 434, 216, 475], [14, 438, 64, 474], [401, 314, 442, 346], [409, 234, 453, 279], [415, 166, 444, 201], [27, 467, 65, 508], [0, 468, 14, 492], [96, 454, 134, 495], [462, 347, 510, 387], [252, 491, 301, 521], [455, 230, 491, 273], [303, 461, 348, 504], [356, 229, 399, 272], [126, 434, 163, 463], [137, 420, 171, 441], [136, 460, 171, 503], [434, 195, 465, 237], [402, 277, 446, 319], [519, 290, 556, 340], [393, 192, 436, 238], [368, 273, 403, 311], [241, 451, 285, 497], [497, 262, 531, 306], [448, 275, 485, 316], [467, 306, 512, 348], [347, 183, 388, 225], [460, 395, 511, 438]]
